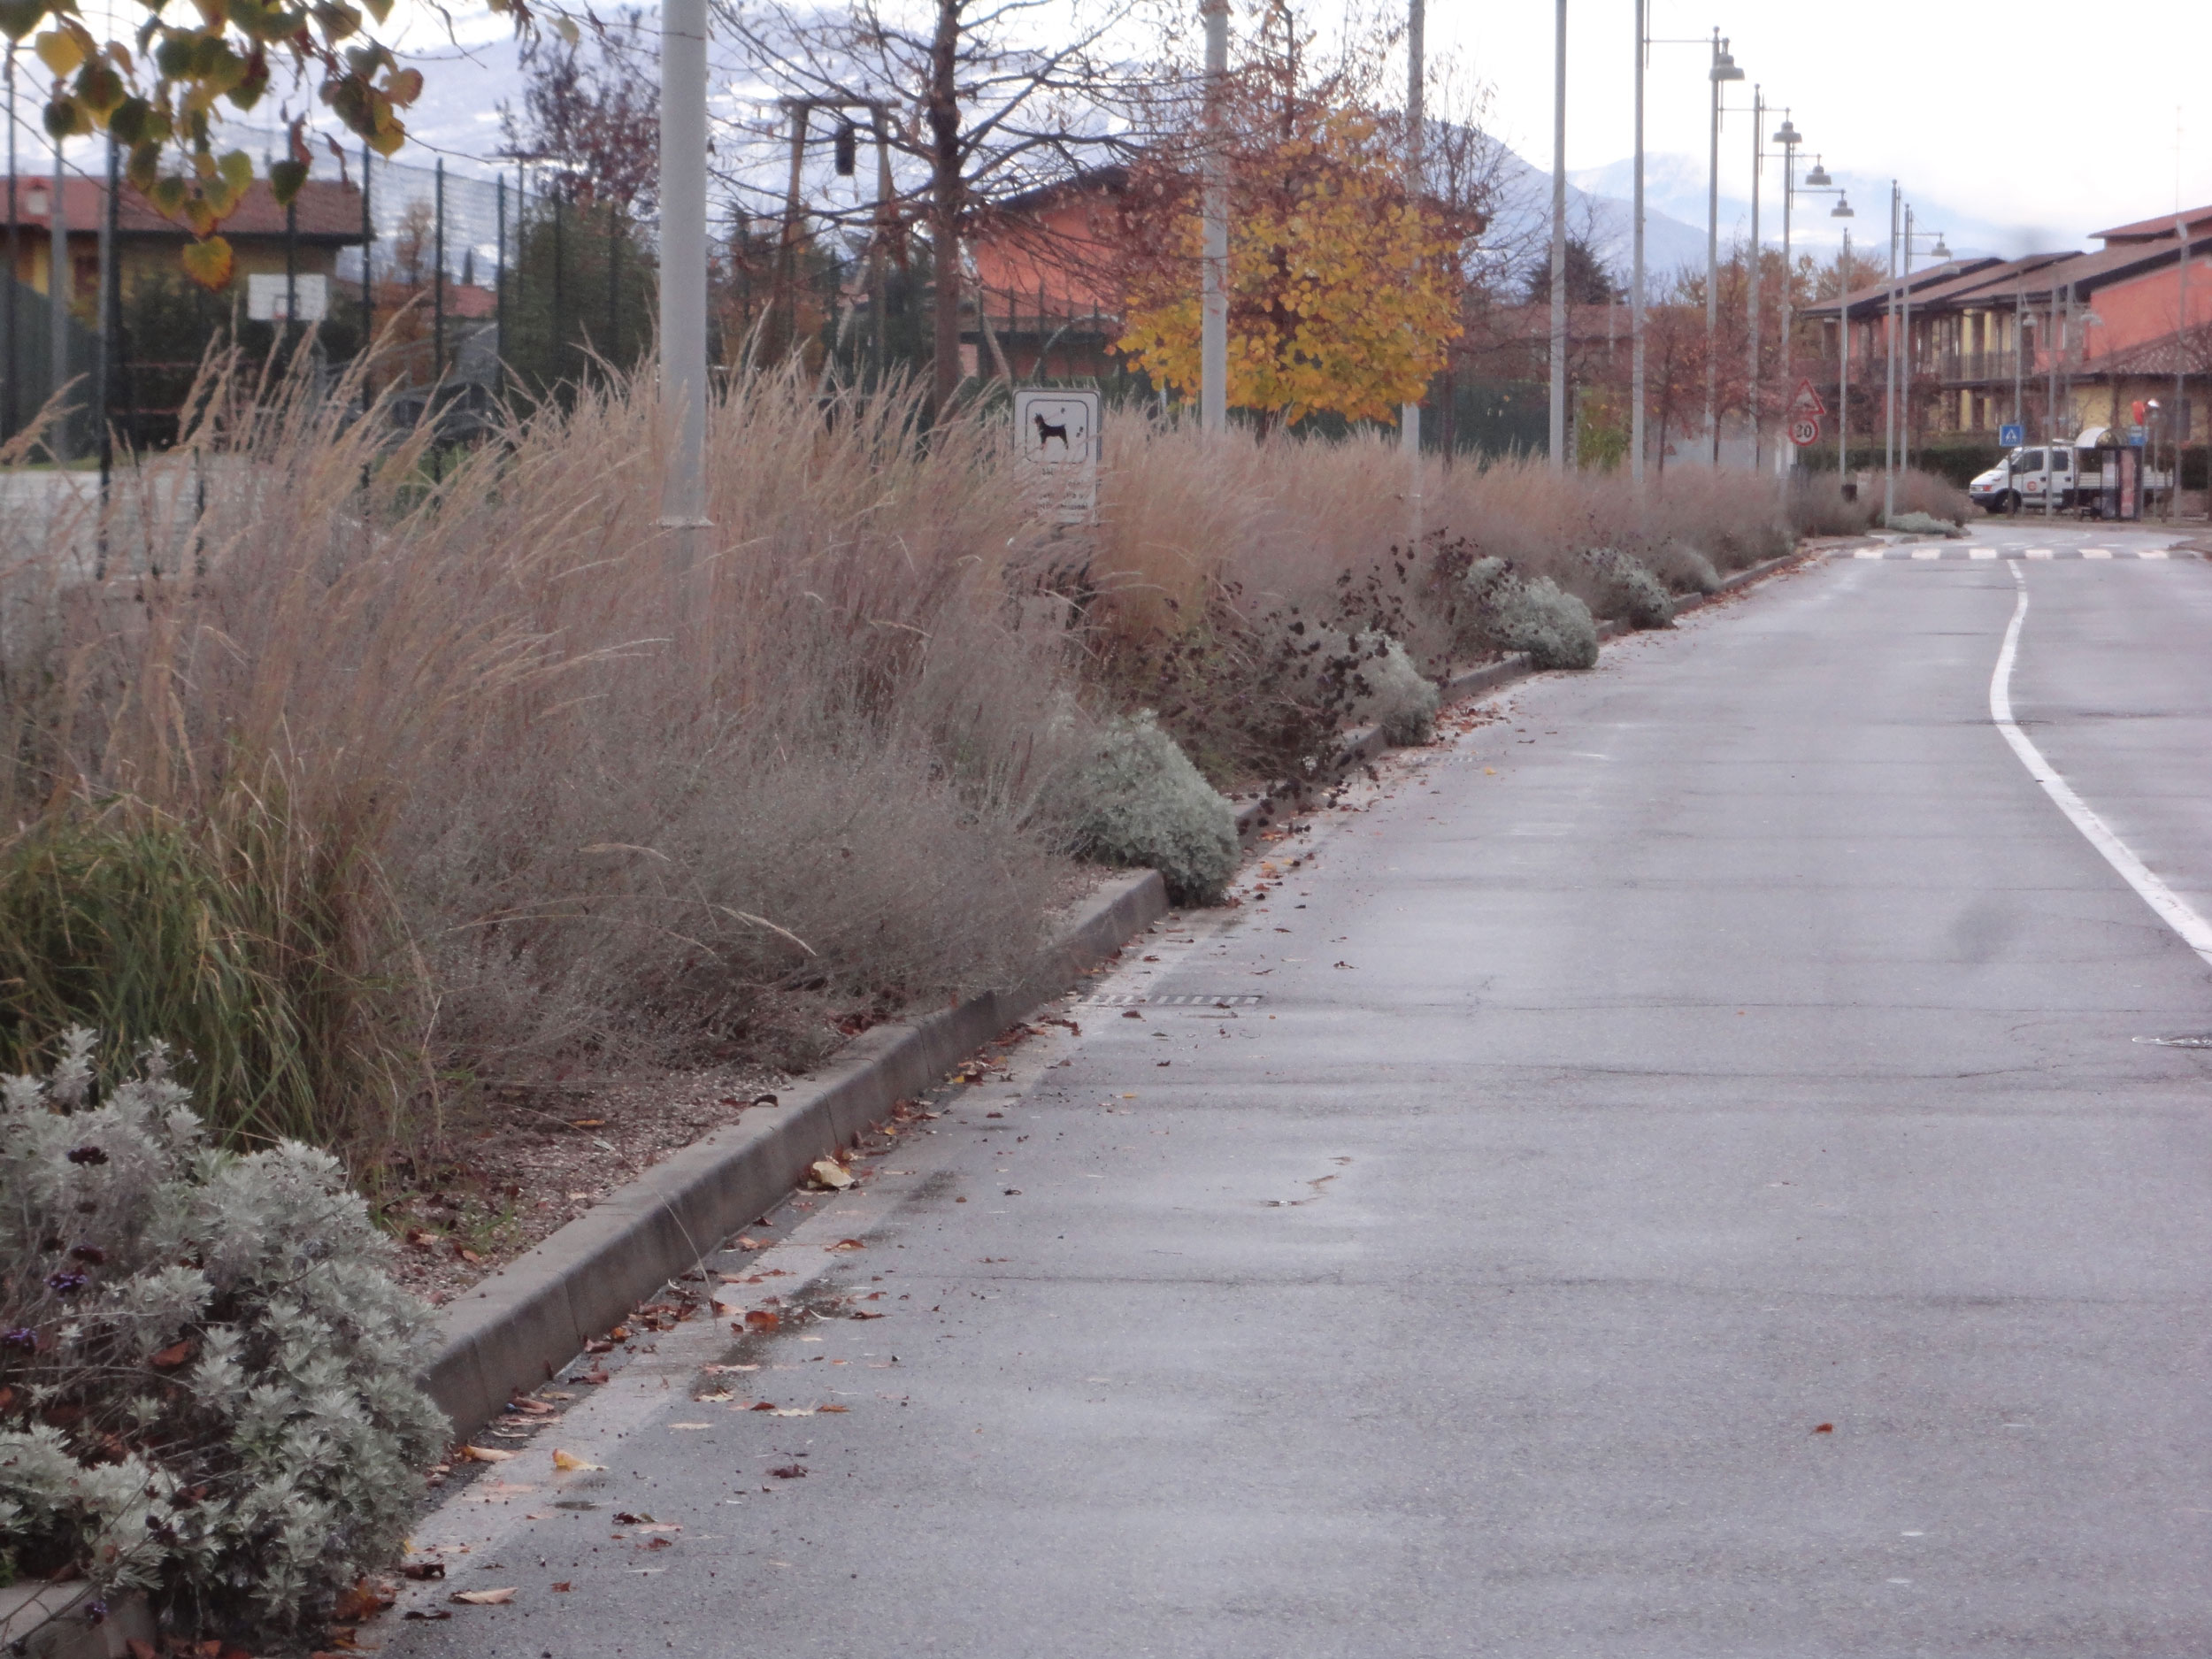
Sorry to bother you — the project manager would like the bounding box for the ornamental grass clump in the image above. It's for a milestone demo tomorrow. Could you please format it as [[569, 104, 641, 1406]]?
[[0, 1030, 445, 1638], [1050, 713, 1239, 905]]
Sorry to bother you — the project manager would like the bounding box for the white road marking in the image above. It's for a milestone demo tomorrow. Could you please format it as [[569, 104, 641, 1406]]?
[[1854, 549, 1884, 559], [2024, 548, 2055, 559], [2139, 549, 2170, 560], [2081, 548, 2113, 559], [1968, 549, 1998, 559], [1909, 548, 1942, 560], [1991, 567, 2212, 971]]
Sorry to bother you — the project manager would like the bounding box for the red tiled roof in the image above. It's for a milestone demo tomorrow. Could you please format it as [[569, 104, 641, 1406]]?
[[0, 176, 365, 242], [2093, 204, 2212, 245]]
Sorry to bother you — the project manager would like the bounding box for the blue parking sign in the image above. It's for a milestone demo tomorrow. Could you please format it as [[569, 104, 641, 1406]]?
[[1999, 423, 2024, 447]]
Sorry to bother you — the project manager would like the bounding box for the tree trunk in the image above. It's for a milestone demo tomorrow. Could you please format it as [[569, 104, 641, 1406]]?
[[927, 0, 965, 414]]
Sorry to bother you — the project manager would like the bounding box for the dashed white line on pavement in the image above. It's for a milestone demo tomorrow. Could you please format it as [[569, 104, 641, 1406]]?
[[1990, 565, 2212, 971]]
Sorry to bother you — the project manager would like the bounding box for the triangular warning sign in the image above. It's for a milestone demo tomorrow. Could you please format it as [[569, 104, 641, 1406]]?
[[1790, 377, 1828, 419]]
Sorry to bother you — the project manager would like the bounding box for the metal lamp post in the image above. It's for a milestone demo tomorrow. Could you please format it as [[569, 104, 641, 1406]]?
[[1832, 193, 1855, 481], [1200, 0, 1229, 435], [1746, 85, 1763, 469], [1635, 18, 1734, 480], [1705, 32, 1743, 465], [1548, 0, 1568, 472], [657, 0, 710, 551], [1770, 115, 1802, 475], [1794, 159, 1850, 476], [1899, 210, 1949, 488]]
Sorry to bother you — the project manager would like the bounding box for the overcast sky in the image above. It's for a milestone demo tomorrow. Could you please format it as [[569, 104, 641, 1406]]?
[[1449, 0, 2212, 246], [29, 0, 2200, 251]]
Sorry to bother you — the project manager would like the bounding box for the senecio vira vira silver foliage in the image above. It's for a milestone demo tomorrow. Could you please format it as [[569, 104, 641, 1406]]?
[[0, 1031, 446, 1635]]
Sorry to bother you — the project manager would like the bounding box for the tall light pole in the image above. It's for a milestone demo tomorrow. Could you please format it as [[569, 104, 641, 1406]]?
[[1705, 31, 1743, 466], [1200, 0, 1229, 435], [1832, 193, 1855, 480], [1900, 210, 1949, 482], [1548, 0, 1568, 472], [1403, 0, 1423, 522], [1771, 114, 1802, 475], [657, 0, 710, 548], [1884, 181, 1899, 524], [1631, 1, 1646, 485], [1746, 85, 1763, 470], [49, 118, 66, 459]]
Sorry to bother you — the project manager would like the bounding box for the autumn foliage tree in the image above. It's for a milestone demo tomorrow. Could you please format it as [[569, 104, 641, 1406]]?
[[1112, 7, 1470, 432]]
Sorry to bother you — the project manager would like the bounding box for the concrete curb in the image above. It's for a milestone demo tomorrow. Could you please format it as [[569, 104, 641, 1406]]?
[[1232, 545, 1814, 840], [423, 869, 1170, 1439]]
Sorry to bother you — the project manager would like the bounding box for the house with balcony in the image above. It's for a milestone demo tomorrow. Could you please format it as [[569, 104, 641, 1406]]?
[[1799, 206, 2212, 446]]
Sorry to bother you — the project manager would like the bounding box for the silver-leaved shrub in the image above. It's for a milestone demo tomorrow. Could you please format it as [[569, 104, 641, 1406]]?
[[1579, 547, 1677, 630], [1052, 712, 1240, 905], [0, 1031, 446, 1636]]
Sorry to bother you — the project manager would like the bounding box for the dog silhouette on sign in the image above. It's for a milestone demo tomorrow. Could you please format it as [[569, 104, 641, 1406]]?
[[1033, 411, 1071, 450]]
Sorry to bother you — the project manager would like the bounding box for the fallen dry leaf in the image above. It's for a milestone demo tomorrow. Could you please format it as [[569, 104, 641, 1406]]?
[[809, 1160, 855, 1191], [767, 1463, 808, 1479], [818, 1403, 850, 1414], [645, 1536, 674, 1551], [850, 1310, 887, 1320], [149, 1339, 193, 1370], [449, 1587, 518, 1606], [735, 1235, 764, 1249], [400, 1562, 446, 1581], [401, 1609, 452, 1621], [459, 1445, 516, 1463], [331, 1578, 396, 1620], [826, 1238, 866, 1253], [578, 1367, 611, 1385], [507, 1397, 557, 1416], [552, 1449, 605, 1471], [550, 1582, 572, 1593], [743, 1310, 780, 1333], [1812, 1423, 1834, 1434]]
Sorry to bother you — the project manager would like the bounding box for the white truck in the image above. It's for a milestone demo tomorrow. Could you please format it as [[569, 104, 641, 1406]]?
[[1970, 427, 2170, 518]]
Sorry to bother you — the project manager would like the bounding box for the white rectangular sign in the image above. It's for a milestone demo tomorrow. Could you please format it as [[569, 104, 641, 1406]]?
[[1013, 388, 1100, 526], [246, 273, 329, 322]]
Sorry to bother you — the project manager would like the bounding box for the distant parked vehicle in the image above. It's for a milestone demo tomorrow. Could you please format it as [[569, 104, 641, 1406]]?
[[1970, 429, 2167, 518]]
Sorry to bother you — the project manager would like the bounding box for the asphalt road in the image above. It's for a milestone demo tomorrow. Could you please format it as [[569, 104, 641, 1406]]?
[[386, 525, 2212, 1657]]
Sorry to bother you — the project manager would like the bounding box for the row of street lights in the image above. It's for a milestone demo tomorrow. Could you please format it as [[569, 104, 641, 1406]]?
[[1571, 7, 1955, 493]]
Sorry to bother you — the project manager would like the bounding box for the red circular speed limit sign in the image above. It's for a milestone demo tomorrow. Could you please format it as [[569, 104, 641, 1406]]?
[[1789, 416, 1821, 447]]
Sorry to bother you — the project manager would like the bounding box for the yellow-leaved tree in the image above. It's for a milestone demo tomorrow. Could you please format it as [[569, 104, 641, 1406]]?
[[1113, 47, 1469, 432]]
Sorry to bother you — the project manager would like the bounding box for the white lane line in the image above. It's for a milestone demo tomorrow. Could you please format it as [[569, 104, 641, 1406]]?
[[1909, 547, 1943, 560], [2024, 548, 2055, 559], [1968, 548, 1998, 560], [1991, 566, 2212, 970], [2081, 548, 2113, 559], [2139, 549, 2170, 560], [1853, 549, 1885, 559]]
